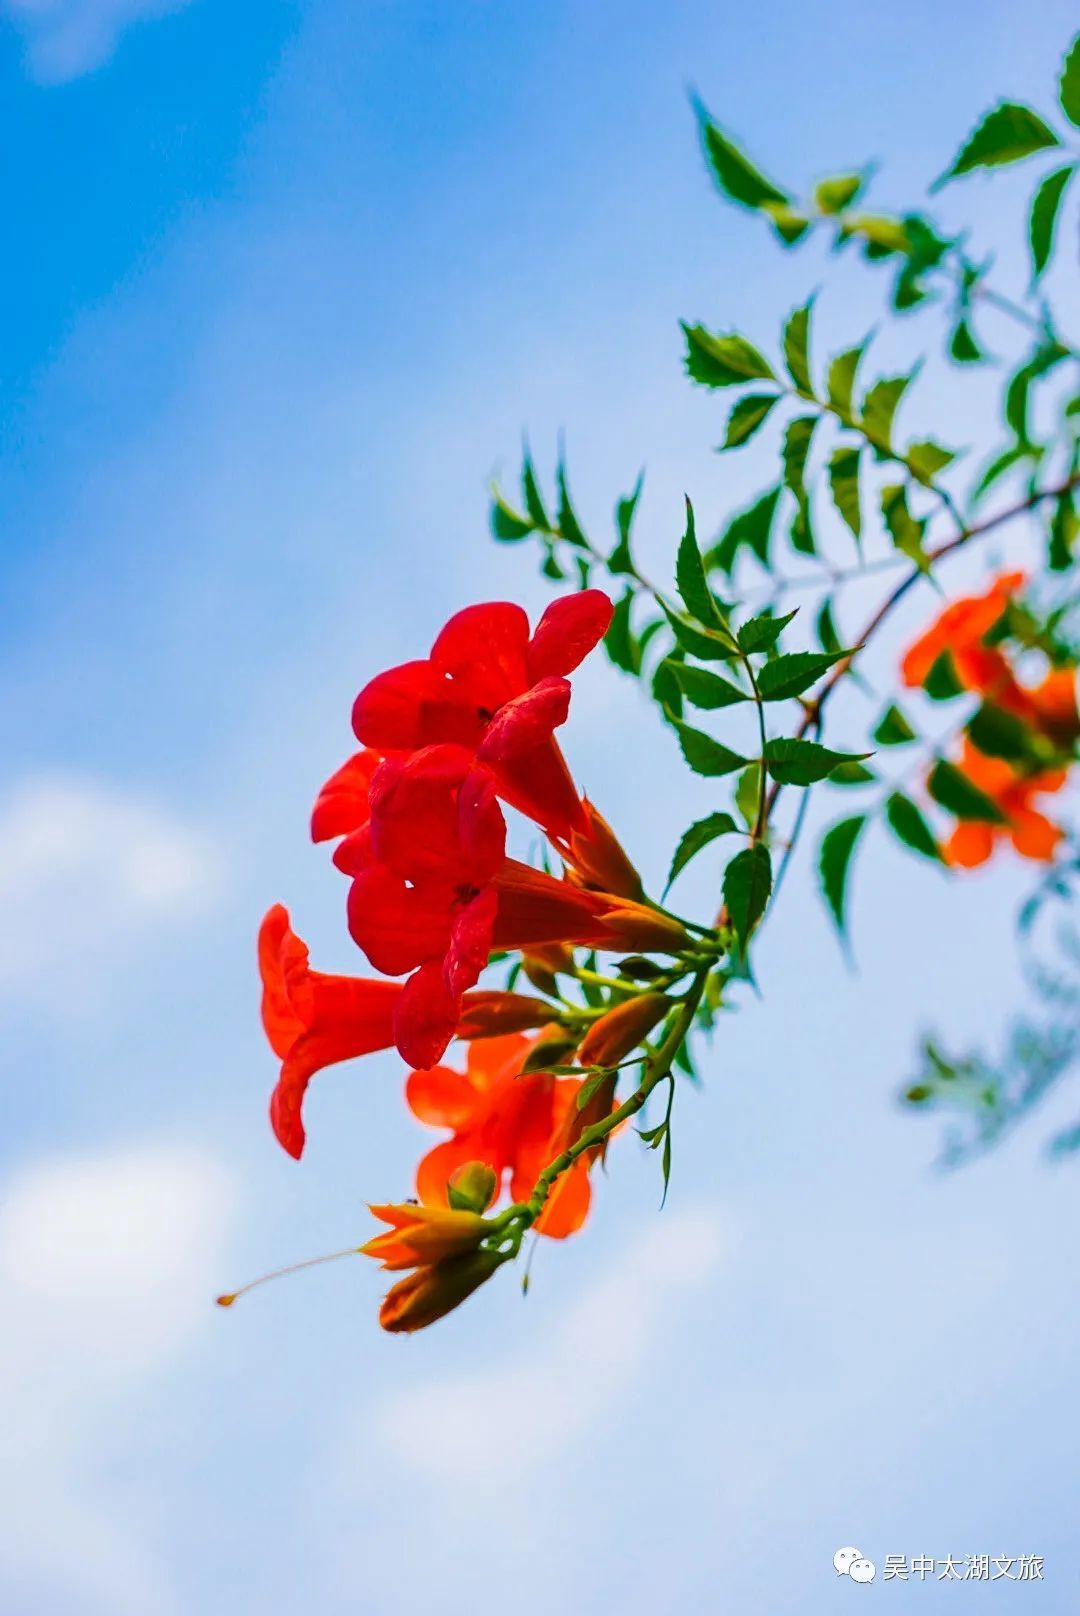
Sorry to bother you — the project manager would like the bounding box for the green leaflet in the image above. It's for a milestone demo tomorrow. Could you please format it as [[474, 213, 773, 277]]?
[[669, 716, 750, 778], [696, 105, 791, 210], [676, 498, 724, 627], [764, 738, 870, 785], [667, 661, 750, 709], [682, 323, 777, 387], [756, 649, 851, 702], [782, 300, 815, 394], [826, 340, 868, 419], [860, 372, 914, 454], [933, 101, 1061, 189], [885, 792, 943, 863], [1062, 35, 1080, 128], [723, 844, 772, 948], [610, 471, 644, 574], [819, 815, 867, 934], [1029, 164, 1076, 279], [721, 393, 780, 449], [927, 760, 1010, 824], [827, 445, 862, 540], [666, 812, 740, 892], [873, 704, 917, 746]]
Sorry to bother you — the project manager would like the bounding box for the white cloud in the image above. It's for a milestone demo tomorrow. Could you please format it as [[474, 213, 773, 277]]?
[[0, 1144, 234, 1614], [376, 1207, 728, 1487], [2, 0, 194, 82], [0, 772, 218, 997]]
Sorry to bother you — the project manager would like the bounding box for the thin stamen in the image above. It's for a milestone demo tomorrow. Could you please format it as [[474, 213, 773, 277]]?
[[216, 1245, 362, 1307]]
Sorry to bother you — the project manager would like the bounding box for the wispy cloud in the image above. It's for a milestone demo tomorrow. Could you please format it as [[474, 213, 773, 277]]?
[[3, 0, 194, 82], [375, 1207, 729, 1487], [0, 772, 219, 999], [0, 1143, 234, 1613]]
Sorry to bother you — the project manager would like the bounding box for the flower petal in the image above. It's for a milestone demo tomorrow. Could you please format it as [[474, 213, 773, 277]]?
[[347, 865, 452, 976], [352, 660, 480, 750], [394, 960, 461, 1069], [430, 601, 530, 711], [526, 589, 613, 682]]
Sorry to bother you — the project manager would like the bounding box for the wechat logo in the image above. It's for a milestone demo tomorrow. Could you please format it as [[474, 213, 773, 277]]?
[[835, 1547, 876, 1583]]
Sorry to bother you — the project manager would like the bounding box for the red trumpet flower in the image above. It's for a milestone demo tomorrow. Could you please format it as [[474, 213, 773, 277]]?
[[258, 905, 402, 1160]]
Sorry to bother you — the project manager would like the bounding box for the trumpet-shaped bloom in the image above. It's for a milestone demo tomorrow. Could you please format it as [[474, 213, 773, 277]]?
[[258, 905, 402, 1160], [361, 1202, 489, 1270], [943, 741, 1067, 869], [351, 592, 613, 841], [901, 571, 1024, 690]]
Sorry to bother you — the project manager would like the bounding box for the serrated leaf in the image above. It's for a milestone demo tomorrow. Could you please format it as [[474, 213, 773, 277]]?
[[738, 608, 799, 653], [923, 649, 965, 702], [819, 815, 866, 933], [934, 101, 1061, 189], [610, 472, 644, 574], [827, 445, 862, 540], [666, 812, 740, 891], [723, 844, 772, 948], [841, 213, 911, 256], [826, 340, 868, 419], [669, 716, 750, 777], [522, 452, 551, 530], [721, 392, 780, 450], [1062, 35, 1080, 128], [906, 439, 957, 484], [676, 497, 724, 627], [708, 486, 783, 572], [734, 764, 761, 830], [881, 482, 929, 571], [966, 702, 1041, 764], [782, 301, 814, 394], [757, 648, 851, 702], [817, 597, 841, 653], [827, 760, 876, 785], [782, 415, 818, 502], [790, 495, 816, 556], [490, 483, 534, 541], [1030, 164, 1076, 279], [555, 460, 588, 547], [814, 172, 865, 213], [886, 792, 943, 862], [668, 660, 750, 709], [653, 654, 683, 719], [873, 704, 917, 745], [605, 589, 640, 674], [764, 737, 869, 785], [928, 759, 1009, 823], [660, 601, 739, 662], [861, 373, 913, 453], [696, 105, 791, 210], [949, 318, 985, 364], [682, 323, 777, 388]]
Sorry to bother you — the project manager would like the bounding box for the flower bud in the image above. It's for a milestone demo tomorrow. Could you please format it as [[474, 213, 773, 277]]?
[[361, 1203, 489, 1270], [566, 800, 644, 899], [379, 1249, 505, 1333], [522, 1025, 582, 1071], [578, 992, 671, 1068], [457, 990, 554, 1038], [447, 1161, 498, 1214], [599, 901, 692, 955]]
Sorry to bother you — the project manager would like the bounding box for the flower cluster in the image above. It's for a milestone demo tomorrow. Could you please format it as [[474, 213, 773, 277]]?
[[902, 572, 1079, 868], [247, 593, 700, 1329]]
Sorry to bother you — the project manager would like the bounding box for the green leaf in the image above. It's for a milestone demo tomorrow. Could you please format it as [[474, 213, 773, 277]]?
[[696, 105, 792, 210], [764, 737, 869, 785], [949, 318, 985, 364], [605, 589, 640, 674], [610, 472, 644, 574], [789, 496, 816, 556], [522, 451, 551, 530], [667, 660, 749, 709], [653, 654, 683, 719], [1049, 485, 1078, 571], [827, 760, 876, 786], [923, 650, 964, 701], [782, 415, 818, 502], [827, 446, 862, 540], [669, 717, 750, 778], [840, 212, 911, 256], [676, 497, 724, 627], [709, 486, 783, 573], [756, 648, 851, 702], [816, 597, 841, 653], [927, 759, 1009, 824], [826, 340, 868, 419], [861, 372, 913, 453], [906, 439, 958, 485], [1062, 35, 1080, 128], [734, 764, 761, 830], [1029, 164, 1076, 279], [738, 608, 798, 653], [555, 460, 588, 547], [490, 483, 534, 541], [723, 844, 772, 949], [720, 392, 780, 449], [1005, 340, 1069, 443], [666, 812, 740, 891], [873, 703, 917, 746], [881, 482, 929, 570], [819, 815, 867, 933], [814, 172, 865, 213], [886, 792, 943, 862], [966, 702, 1041, 764], [933, 101, 1061, 189], [972, 444, 1027, 503], [682, 323, 777, 388], [782, 300, 814, 394], [660, 601, 739, 661]]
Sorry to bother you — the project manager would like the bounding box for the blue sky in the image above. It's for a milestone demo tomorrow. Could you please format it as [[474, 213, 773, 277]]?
[[3, 1, 1080, 1611]]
